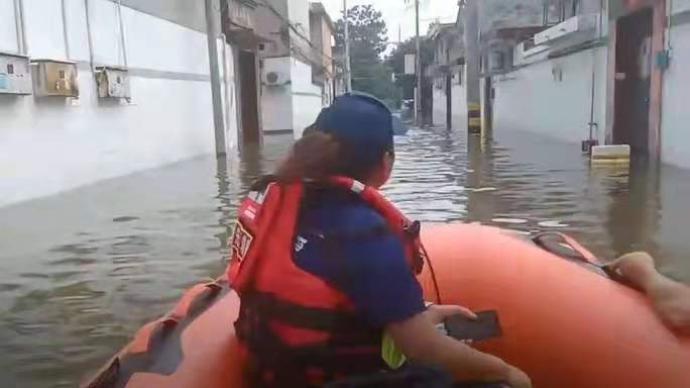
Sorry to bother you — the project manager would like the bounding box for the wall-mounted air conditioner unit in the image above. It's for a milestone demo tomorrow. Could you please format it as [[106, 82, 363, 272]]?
[[262, 71, 290, 86], [533, 14, 599, 46], [0, 52, 32, 95], [96, 66, 131, 99], [32, 59, 79, 97]]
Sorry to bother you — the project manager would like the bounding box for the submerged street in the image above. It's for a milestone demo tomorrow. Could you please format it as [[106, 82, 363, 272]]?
[[1, 127, 689, 387]]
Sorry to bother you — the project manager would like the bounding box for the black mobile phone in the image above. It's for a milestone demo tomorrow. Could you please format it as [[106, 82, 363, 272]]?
[[445, 311, 502, 342]]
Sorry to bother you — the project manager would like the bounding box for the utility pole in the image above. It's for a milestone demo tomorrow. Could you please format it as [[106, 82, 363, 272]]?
[[415, 0, 422, 125], [204, 0, 226, 156], [343, 0, 352, 92], [464, 0, 481, 135]]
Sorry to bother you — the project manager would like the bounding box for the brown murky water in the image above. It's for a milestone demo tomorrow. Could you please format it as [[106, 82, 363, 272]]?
[[1, 127, 689, 387]]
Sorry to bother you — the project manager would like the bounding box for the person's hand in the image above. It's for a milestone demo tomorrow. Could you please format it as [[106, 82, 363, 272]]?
[[504, 365, 532, 388], [608, 252, 657, 286], [425, 304, 478, 325]]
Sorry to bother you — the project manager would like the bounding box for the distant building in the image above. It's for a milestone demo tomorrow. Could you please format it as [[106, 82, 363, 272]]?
[[309, 3, 336, 106], [428, 22, 465, 130], [223, 0, 268, 145], [254, 0, 332, 138], [432, 0, 689, 169]]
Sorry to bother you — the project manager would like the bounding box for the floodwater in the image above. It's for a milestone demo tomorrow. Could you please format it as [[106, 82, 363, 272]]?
[[1, 127, 689, 387]]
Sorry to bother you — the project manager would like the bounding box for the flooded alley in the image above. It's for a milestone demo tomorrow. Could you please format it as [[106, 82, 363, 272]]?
[[1, 127, 689, 387]]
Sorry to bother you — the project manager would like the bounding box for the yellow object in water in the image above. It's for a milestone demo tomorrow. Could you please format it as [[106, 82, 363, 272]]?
[[590, 145, 631, 165]]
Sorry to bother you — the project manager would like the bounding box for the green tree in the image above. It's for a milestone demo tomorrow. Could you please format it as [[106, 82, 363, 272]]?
[[334, 5, 399, 107]]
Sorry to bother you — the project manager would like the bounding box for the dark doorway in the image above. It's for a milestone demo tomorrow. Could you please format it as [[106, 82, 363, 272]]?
[[613, 7, 653, 155], [483, 76, 494, 135], [445, 74, 452, 130], [421, 76, 434, 126], [238, 50, 261, 144]]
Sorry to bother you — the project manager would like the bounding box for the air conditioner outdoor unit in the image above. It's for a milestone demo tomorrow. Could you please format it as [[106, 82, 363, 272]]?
[[263, 71, 290, 86], [0, 52, 32, 95], [96, 66, 131, 99], [31, 59, 79, 97]]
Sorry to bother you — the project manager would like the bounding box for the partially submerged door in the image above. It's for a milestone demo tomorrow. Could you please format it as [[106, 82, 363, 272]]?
[[238, 50, 260, 144], [613, 7, 653, 156], [483, 76, 493, 135]]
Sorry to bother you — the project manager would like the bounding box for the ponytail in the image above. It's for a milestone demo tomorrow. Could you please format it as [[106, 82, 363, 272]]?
[[275, 131, 378, 183]]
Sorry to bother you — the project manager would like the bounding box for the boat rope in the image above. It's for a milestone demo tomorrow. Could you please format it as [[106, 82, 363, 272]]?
[[421, 244, 442, 304]]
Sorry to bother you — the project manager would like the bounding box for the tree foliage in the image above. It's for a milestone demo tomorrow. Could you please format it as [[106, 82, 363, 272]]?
[[335, 5, 388, 59], [334, 5, 399, 107]]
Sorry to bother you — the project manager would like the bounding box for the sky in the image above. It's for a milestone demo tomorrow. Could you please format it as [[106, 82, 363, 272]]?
[[321, 0, 459, 43]]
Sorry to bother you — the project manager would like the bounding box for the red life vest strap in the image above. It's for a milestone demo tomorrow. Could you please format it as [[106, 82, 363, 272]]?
[[239, 291, 377, 334], [236, 291, 384, 387]]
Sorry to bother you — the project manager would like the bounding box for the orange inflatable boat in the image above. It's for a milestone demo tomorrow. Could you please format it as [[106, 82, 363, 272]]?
[[84, 224, 690, 388]]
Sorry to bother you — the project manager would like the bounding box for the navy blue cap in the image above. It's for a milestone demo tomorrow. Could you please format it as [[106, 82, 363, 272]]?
[[315, 93, 394, 167]]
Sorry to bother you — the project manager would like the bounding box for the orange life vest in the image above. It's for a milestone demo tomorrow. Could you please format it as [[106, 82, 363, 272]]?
[[227, 176, 426, 387]]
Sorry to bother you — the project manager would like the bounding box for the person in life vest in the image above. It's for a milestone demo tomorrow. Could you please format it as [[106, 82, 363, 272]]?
[[228, 93, 531, 388]]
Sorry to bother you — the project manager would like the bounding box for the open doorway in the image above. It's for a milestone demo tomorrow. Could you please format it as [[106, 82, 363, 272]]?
[[613, 7, 653, 156], [482, 76, 494, 135], [237, 50, 261, 144], [445, 74, 452, 130]]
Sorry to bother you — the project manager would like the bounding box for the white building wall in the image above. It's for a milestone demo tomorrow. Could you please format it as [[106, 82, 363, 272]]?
[[88, 0, 124, 65], [261, 57, 293, 133], [432, 84, 445, 127], [493, 46, 607, 145], [260, 0, 324, 138], [288, 0, 324, 138], [0, 0, 237, 207], [220, 41, 238, 152], [23, 0, 68, 60], [290, 57, 322, 138], [0, 0, 20, 53], [64, 0, 91, 62], [671, 0, 690, 13], [661, 20, 690, 169], [288, 0, 311, 28], [451, 82, 467, 130], [121, 5, 210, 75]]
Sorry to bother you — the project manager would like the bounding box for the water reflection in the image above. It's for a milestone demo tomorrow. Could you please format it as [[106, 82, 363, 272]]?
[[0, 126, 689, 387]]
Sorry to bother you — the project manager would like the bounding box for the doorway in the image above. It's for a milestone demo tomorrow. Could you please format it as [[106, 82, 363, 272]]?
[[237, 50, 261, 144], [482, 76, 494, 135], [613, 7, 653, 155], [445, 74, 452, 130]]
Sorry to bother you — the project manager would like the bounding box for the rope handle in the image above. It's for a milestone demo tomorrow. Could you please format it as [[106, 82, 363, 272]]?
[[532, 232, 626, 281], [532, 232, 598, 264]]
